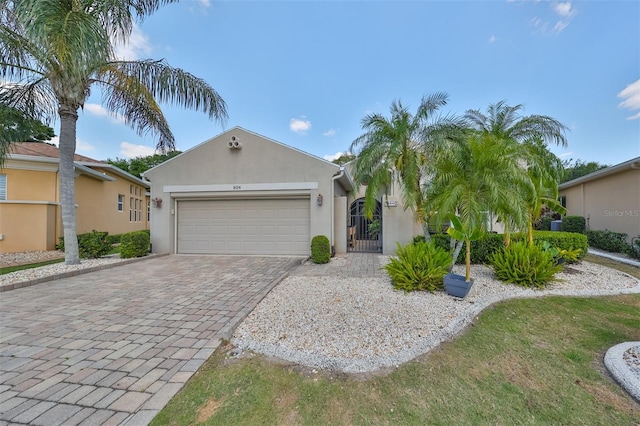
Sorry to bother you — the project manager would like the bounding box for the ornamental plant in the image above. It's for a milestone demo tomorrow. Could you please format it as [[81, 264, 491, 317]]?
[[490, 241, 562, 288], [310, 235, 331, 264], [384, 241, 452, 292]]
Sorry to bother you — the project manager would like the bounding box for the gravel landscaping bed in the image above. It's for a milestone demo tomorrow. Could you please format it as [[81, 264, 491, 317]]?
[[232, 259, 640, 373]]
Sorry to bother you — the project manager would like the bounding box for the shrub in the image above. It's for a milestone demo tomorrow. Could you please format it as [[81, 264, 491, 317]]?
[[106, 234, 122, 245], [119, 231, 150, 258], [628, 237, 640, 260], [310, 235, 331, 264], [78, 230, 112, 258], [56, 230, 112, 258], [523, 231, 589, 260], [585, 229, 629, 253], [430, 233, 505, 265], [561, 216, 586, 233], [490, 241, 562, 288], [384, 241, 452, 292]]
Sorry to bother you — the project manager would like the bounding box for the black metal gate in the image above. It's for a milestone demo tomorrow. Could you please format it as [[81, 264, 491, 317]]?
[[348, 198, 382, 253]]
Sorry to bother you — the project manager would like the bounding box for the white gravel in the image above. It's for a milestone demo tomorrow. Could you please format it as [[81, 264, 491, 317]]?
[[0, 255, 128, 286], [232, 260, 640, 373]]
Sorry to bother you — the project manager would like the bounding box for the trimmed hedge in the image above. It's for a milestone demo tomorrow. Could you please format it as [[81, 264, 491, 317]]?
[[561, 216, 586, 234], [119, 231, 150, 258], [310, 235, 331, 264], [585, 229, 629, 253], [417, 230, 588, 264]]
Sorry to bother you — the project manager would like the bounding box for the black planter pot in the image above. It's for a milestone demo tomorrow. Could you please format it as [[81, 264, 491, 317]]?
[[444, 273, 474, 298]]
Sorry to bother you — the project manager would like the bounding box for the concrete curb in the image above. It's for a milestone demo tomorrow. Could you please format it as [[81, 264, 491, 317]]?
[[0, 253, 170, 292], [589, 248, 640, 268], [604, 341, 640, 402]]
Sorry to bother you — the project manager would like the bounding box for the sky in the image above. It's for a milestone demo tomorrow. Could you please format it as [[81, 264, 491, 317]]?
[[52, 0, 640, 167]]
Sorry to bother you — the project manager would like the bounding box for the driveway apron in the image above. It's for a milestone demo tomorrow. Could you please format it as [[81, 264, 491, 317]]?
[[0, 255, 300, 425]]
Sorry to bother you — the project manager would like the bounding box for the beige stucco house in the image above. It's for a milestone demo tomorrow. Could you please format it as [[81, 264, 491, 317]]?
[[143, 127, 418, 256], [559, 156, 640, 241], [0, 142, 150, 253]]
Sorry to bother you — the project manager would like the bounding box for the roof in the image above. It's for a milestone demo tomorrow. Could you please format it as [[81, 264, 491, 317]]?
[[9, 142, 104, 163], [6, 141, 148, 187], [559, 156, 640, 189]]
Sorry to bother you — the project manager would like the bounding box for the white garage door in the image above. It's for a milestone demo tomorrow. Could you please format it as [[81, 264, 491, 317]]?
[[177, 198, 310, 255]]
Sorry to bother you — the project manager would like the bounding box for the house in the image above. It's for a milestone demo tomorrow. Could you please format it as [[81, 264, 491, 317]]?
[[559, 156, 640, 241], [143, 127, 419, 256], [0, 142, 150, 253]]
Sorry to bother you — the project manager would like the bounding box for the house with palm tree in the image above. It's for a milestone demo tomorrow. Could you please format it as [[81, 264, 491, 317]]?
[[0, 142, 150, 253]]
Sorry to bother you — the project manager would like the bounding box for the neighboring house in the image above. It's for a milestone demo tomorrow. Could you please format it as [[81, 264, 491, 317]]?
[[559, 156, 640, 241], [0, 142, 150, 253], [143, 127, 418, 256]]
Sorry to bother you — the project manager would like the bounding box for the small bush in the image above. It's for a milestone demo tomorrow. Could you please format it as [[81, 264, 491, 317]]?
[[119, 231, 150, 258], [628, 237, 640, 260], [384, 241, 452, 292], [430, 233, 505, 265], [490, 241, 562, 288], [561, 216, 586, 233], [78, 230, 112, 258], [310, 235, 331, 264], [585, 229, 629, 253]]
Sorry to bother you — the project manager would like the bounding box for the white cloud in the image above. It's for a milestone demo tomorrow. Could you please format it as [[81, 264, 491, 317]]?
[[558, 151, 573, 158], [617, 79, 640, 111], [488, 35, 497, 44], [290, 117, 311, 133], [323, 128, 336, 137], [323, 151, 348, 162], [198, 0, 211, 7], [119, 141, 156, 158], [76, 139, 96, 153], [113, 24, 152, 60], [553, 2, 576, 18], [49, 136, 59, 147], [530, 2, 577, 35], [84, 103, 125, 124]]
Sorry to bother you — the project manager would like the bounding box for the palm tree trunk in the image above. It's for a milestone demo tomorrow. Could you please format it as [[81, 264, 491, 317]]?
[[503, 222, 511, 247], [450, 240, 464, 270], [58, 105, 80, 265], [465, 238, 471, 281], [421, 222, 432, 242]]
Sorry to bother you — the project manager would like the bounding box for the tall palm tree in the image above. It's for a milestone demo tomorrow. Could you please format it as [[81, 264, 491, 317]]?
[[464, 101, 568, 245], [0, 1, 227, 264], [349, 92, 455, 239]]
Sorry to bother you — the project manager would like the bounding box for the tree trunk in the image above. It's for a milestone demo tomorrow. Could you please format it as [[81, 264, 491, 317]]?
[[450, 239, 464, 270], [58, 105, 80, 265], [465, 238, 471, 281], [421, 222, 432, 242]]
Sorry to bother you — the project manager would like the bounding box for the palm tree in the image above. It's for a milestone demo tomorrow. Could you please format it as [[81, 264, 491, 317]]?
[[349, 92, 455, 240], [463, 101, 568, 245], [521, 138, 566, 245], [0, 1, 227, 264], [426, 131, 529, 272]]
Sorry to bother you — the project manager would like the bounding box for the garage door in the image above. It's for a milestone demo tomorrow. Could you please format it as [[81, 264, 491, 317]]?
[[177, 198, 310, 255]]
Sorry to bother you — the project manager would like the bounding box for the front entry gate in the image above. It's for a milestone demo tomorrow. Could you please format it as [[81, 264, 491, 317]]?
[[348, 198, 382, 253]]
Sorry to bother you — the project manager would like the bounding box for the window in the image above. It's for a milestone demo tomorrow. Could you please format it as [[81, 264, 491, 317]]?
[[130, 184, 134, 194], [130, 197, 133, 221], [559, 195, 567, 208], [117, 194, 124, 211], [147, 200, 151, 221], [0, 174, 6, 200]]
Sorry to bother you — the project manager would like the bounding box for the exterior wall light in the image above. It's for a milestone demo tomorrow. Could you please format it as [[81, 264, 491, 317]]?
[[316, 194, 323, 206]]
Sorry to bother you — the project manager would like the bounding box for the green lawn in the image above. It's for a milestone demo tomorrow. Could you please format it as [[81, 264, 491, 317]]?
[[0, 258, 64, 275], [153, 258, 640, 425]]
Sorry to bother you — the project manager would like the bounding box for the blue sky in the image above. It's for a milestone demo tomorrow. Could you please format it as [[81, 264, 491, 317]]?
[[66, 0, 639, 167]]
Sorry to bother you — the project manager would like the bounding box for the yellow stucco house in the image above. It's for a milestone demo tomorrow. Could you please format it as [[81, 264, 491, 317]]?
[[0, 142, 149, 253], [559, 156, 640, 242]]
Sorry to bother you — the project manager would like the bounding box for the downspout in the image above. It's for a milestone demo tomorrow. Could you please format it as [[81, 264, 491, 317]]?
[[330, 167, 345, 251]]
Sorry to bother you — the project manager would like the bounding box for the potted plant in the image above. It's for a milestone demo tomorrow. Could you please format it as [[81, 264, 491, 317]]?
[[444, 215, 483, 298]]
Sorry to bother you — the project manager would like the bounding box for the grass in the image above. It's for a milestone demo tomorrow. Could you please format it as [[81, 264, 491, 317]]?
[[152, 256, 639, 425], [0, 258, 64, 275]]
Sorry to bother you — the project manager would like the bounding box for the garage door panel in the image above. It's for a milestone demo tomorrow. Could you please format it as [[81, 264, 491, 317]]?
[[178, 199, 310, 255]]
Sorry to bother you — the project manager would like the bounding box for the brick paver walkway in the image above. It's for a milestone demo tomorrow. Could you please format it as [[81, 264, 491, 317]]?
[[0, 255, 300, 425], [290, 252, 385, 278]]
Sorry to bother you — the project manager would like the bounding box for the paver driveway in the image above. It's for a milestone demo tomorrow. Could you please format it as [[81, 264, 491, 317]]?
[[0, 255, 301, 425]]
